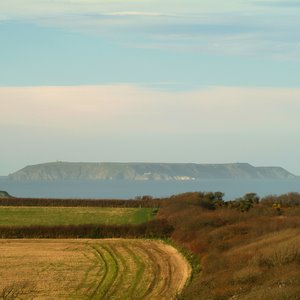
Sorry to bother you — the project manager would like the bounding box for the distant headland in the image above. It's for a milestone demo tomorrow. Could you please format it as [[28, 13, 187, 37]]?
[[6, 162, 297, 182]]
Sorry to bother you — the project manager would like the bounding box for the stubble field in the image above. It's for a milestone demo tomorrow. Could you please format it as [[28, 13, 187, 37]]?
[[0, 239, 191, 300]]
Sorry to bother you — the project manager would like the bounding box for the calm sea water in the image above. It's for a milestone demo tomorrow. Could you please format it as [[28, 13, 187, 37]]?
[[1, 179, 300, 200]]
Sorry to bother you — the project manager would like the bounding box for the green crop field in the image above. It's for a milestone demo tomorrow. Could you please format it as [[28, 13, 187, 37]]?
[[0, 206, 155, 226], [0, 239, 191, 300]]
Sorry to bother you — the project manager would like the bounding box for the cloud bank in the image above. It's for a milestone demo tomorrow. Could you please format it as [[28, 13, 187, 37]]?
[[1, 85, 299, 134]]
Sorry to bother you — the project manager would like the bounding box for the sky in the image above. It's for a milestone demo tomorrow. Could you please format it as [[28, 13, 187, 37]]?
[[1, 0, 300, 175]]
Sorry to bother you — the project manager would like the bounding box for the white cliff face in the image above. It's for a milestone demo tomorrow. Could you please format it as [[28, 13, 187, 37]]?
[[7, 162, 297, 182]]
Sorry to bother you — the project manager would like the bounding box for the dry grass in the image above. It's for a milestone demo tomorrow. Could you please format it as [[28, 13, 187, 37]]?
[[182, 228, 300, 300], [158, 193, 300, 299], [0, 239, 191, 300]]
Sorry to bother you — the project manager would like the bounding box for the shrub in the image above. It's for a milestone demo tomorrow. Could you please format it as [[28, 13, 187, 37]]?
[[261, 193, 300, 208], [198, 192, 225, 210]]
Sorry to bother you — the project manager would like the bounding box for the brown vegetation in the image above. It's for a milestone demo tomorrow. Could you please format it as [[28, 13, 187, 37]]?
[[157, 192, 300, 299]]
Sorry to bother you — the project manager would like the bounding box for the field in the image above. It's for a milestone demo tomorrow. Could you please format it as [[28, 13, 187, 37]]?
[[0, 207, 154, 226], [0, 239, 191, 300]]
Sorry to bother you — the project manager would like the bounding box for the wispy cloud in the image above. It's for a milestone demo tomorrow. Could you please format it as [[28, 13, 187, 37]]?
[[0, 1, 299, 59], [103, 12, 178, 17], [254, 1, 300, 8]]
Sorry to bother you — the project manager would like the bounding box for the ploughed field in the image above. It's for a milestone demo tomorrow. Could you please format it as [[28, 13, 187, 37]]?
[[0, 239, 190, 300], [0, 206, 154, 226]]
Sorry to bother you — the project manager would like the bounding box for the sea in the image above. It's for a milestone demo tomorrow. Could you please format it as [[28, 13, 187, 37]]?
[[1, 179, 300, 200]]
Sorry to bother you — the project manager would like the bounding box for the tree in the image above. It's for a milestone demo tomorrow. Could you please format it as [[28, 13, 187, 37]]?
[[243, 193, 260, 204], [197, 192, 225, 210]]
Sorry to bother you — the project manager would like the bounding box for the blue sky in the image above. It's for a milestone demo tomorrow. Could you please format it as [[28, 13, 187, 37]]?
[[1, 0, 300, 175]]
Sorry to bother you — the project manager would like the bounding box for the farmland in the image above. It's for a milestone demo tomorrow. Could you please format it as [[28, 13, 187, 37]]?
[[0, 239, 191, 300], [1, 191, 299, 299], [0, 206, 154, 226]]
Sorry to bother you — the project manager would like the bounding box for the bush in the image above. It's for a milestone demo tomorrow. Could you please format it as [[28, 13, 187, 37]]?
[[228, 193, 260, 212], [198, 192, 225, 210], [261, 193, 300, 208]]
